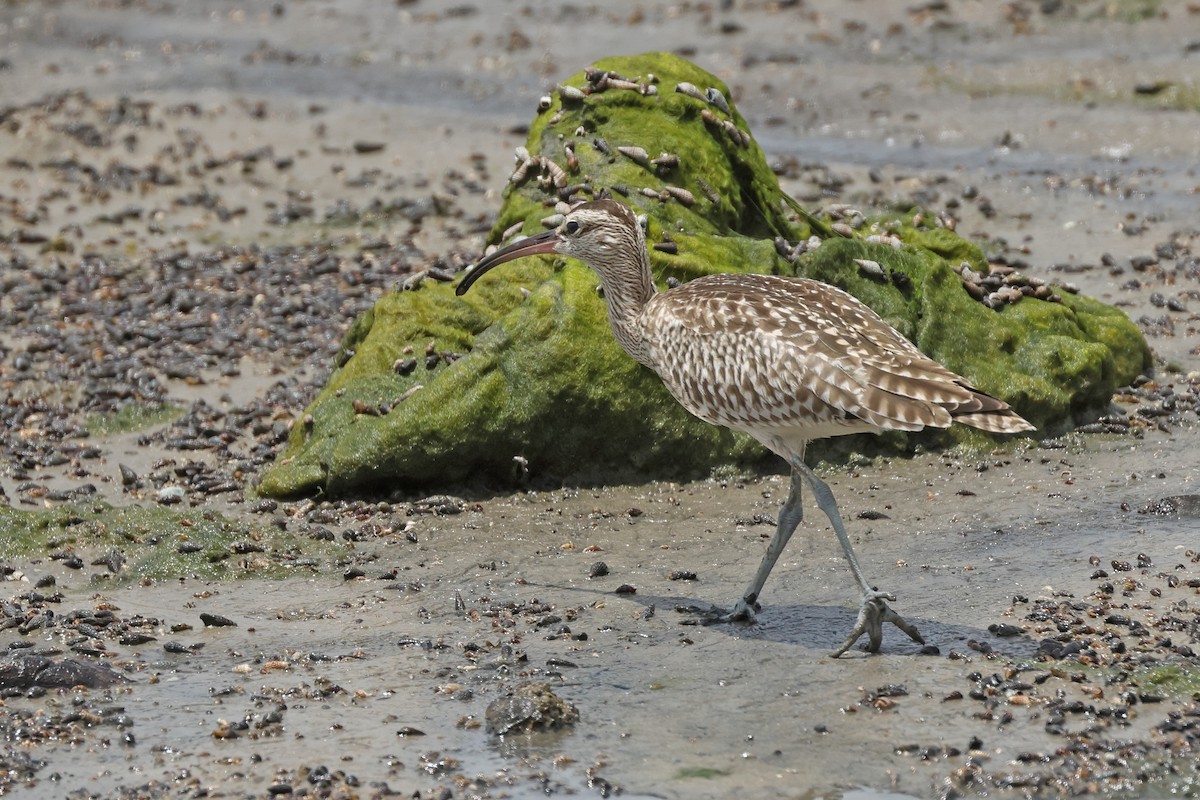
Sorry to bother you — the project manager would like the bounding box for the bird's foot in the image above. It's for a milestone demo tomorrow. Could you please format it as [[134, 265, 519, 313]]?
[[677, 596, 761, 626], [830, 589, 925, 658]]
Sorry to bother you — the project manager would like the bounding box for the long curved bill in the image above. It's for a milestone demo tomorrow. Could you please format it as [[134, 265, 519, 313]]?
[[455, 229, 560, 296]]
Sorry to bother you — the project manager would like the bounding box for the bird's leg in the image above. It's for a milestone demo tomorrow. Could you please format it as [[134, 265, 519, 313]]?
[[729, 468, 806, 621], [687, 468, 805, 625], [790, 458, 925, 657]]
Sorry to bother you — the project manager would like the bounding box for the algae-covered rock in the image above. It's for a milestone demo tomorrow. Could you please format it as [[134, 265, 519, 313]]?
[[258, 52, 1150, 498]]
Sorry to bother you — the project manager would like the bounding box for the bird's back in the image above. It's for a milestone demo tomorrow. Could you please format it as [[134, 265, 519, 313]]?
[[637, 273, 1033, 439]]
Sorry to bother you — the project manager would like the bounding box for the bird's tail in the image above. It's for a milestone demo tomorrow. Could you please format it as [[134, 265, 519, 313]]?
[[950, 387, 1035, 433]]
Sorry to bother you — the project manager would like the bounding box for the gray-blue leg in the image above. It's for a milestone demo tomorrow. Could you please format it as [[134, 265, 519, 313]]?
[[790, 458, 924, 656], [723, 468, 807, 620]]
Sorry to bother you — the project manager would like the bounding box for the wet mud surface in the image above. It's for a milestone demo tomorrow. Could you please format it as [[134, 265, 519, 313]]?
[[2, 1, 1199, 798]]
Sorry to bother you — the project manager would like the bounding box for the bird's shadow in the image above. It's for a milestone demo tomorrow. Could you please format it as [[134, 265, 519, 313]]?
[[533, 580, 1039, 658]]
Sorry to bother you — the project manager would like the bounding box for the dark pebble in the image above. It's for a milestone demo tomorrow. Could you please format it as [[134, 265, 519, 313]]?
[[199, 613, 237, 628], [667, 570, 697, 581], [118, 463, 139, 487], [987, 623, 1022, 637], [92, 550, 125, 573], [118, 633, 156, 646], [396, 726, 425, 736]]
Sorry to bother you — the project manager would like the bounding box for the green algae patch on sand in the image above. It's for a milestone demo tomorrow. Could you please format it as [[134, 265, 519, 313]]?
[[87, 402, 183, 436], [674, 767, 733, 780], [1130, 663, 1200, 700], [260, 52, 1151, 498], [0, 502, 347, 582]]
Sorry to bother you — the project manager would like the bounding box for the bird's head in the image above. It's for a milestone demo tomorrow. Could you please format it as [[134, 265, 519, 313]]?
[[455, 199, 646, 296]]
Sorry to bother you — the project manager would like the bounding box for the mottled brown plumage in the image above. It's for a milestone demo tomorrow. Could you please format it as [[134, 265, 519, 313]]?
[[458, 199, 1033, 656]]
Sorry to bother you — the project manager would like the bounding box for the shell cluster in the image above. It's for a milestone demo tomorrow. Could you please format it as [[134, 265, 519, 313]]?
[[955, 261, 1071, 309], [512, 61, 1072, 320], [505, 64, 762, 246]]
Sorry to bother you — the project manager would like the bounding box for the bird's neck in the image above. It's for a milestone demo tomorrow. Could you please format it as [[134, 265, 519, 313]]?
[[598, 247, 657, 368]]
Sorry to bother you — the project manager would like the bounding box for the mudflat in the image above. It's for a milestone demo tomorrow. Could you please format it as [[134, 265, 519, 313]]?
[[1, 2, 1198, 798]]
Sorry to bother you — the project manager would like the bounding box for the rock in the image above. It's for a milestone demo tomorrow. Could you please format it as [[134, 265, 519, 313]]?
[[0, 656, 126, 689], [258, 51, 1150, 498], [484, 682, 579, 735], [1139, 494, 1200, 517]]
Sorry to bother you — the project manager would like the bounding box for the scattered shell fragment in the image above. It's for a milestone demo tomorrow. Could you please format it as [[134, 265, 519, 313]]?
[[696, 177, 720, 204], [663, 185, 695, 206], [674, 81, 706, 102], [538, 157, 568, 189], [616, 145, 650, 166], [558, 182, 591, 202], [863, 233, 904, 249], [651, 152, 679, 173], [509, 155, 537, 184], [704, 87, 730, 113], [855, 259, 886, 281], [582, 67, 656, 96], [700, 108, 750, 147], [557, 84, 585, 102]]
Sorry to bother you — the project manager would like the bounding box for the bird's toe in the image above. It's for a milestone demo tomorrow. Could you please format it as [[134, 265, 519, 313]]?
[[830, 590, 923, 657], [677, 597, 759, 626]]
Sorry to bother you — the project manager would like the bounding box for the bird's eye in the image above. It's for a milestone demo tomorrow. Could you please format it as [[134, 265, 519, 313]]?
[[564, 220, 580, 235]]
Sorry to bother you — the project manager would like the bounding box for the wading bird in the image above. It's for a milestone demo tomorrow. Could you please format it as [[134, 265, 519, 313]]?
[[456, 199, 1033, 656]]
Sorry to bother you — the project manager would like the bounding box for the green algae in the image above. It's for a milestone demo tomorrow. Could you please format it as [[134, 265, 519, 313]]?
[[1131, 663, 1200, 700], [1087, 0, 1163, 22], [259, 52, 1150, 498], [0, 502, 347, 582], [87, 401, 183, 435], [674, 767, 732, 780]]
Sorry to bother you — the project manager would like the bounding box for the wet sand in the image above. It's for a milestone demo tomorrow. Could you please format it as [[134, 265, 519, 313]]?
[[2, 1, 1199, 798]]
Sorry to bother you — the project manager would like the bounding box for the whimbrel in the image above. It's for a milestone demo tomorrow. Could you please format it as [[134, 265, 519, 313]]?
[[456, 199, 1034, 656]]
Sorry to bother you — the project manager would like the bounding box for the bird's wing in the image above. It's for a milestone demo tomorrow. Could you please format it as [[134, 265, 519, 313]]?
[[642, 275, 992, 433]]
